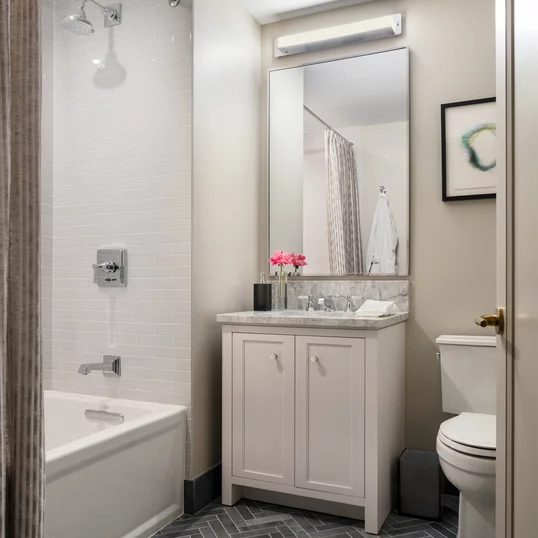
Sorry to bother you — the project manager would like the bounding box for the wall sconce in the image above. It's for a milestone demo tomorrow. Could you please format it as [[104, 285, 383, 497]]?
[[274, 14, 402, 58]]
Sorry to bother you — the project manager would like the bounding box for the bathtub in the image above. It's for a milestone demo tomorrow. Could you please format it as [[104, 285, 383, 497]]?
[[45, 391, 186, 538]]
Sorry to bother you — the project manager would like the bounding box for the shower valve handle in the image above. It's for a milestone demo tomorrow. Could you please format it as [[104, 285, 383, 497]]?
[[92, 261, 119, 274]]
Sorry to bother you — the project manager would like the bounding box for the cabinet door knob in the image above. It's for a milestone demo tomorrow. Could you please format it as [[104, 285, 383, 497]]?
[[310, 355, 318, 363], [270, 353, 278, 361]]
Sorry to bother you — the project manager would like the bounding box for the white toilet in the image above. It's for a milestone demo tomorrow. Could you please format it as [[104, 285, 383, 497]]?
[[436, 335, 497, 538]]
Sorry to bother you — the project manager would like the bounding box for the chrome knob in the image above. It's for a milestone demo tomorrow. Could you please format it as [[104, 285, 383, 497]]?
[[310, 355, 318, 363], [92, 261, 119, 274], [270, 353, 278, 361]]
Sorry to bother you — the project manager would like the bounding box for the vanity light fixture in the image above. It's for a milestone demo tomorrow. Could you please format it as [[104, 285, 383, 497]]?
[[274, 14, 402, 57]]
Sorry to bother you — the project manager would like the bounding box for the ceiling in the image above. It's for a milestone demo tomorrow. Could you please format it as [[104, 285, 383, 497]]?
[[239, 0, 375, 25], [303, 49, 408, 132]]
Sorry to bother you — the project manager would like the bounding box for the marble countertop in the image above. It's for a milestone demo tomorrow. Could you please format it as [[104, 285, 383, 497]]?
[[216, 310, 409, 330]]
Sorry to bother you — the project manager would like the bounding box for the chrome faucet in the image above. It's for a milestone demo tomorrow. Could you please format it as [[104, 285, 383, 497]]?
[[78, 356, 121, 377], [345, 296, 356, 313], [307, 295, 315, 311], [317, 297, 335, 312]]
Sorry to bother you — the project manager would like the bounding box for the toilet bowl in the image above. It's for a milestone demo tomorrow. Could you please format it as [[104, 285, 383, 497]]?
[[436, 412, 496, 538], [435, 335, 497, 538]]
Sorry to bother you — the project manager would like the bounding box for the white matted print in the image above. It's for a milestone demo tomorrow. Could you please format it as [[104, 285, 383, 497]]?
[[441, 98, 497, 201]]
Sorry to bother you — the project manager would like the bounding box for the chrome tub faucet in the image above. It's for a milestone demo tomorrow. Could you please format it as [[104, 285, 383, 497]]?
[[78, 355, 121, 377]]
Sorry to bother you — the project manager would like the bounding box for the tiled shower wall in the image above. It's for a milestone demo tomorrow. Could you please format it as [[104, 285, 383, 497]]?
[[41, 0, 54, 382], [44, 0, 193, 475]]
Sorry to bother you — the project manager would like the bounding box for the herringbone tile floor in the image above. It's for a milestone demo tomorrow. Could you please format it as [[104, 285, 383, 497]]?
[[154, 496, 459, 538]]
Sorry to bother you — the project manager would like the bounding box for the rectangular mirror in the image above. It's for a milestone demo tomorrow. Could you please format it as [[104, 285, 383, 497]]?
[[269, 48, 409, 276]]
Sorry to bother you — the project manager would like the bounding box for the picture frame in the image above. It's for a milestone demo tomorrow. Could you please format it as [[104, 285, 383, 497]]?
[[441, 97, 497, 202]]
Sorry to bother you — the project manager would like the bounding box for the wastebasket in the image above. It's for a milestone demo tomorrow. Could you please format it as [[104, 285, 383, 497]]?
[[398, 449, 442, 520]]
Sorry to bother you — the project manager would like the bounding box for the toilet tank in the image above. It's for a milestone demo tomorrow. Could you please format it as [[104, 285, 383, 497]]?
[[437, 335, 497, 415]]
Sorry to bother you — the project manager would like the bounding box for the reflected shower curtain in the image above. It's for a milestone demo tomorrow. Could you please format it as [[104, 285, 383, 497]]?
[[325, 130, 363, 275], [0, 1, 44, 537]]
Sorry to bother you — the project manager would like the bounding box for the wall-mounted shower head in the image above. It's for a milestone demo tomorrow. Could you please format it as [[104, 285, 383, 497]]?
[[62, 7, 95, 35], [169, 0, 181, 6], [62, 0, 122, 35]]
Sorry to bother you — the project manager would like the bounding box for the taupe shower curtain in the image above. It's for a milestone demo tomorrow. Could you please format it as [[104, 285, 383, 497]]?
[[0, 1, 44, 537], [325, 130, 363, 275]]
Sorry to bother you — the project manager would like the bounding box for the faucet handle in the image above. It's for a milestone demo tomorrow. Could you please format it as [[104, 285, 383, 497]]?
[[345, 296, 358, 313], [93, 261, 119, 274]]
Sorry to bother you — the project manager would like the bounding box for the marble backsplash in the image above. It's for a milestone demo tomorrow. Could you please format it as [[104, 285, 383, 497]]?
[[272, 280, 409, 312]]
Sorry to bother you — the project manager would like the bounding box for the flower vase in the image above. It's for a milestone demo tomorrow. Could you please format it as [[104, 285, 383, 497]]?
[[275, 273, 288, 311]]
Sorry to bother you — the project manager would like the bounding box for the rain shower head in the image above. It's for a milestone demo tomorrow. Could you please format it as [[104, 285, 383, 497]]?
[[62, 0, 122, 35], [62, 8, 95, 35]]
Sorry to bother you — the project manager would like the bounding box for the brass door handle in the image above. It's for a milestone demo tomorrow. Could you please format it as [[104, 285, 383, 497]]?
[[475, 307, 504, 335]]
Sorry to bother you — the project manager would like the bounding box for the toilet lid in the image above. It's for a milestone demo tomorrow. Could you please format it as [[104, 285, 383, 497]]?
[[439, 413, 496, 456]]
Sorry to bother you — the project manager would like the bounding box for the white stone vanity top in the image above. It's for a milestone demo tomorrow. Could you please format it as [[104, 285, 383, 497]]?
[[216, 310, 409, 330]]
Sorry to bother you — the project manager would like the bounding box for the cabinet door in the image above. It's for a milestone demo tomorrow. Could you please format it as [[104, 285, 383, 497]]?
[[232, 333, 295, 485], [296, 336, 365, 497]]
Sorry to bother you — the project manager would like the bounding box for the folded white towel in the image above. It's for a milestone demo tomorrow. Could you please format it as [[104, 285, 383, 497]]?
[[356, 300, 397, 318]]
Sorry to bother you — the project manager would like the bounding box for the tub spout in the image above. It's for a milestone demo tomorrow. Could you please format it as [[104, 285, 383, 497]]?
[[78, 356, 121, 377]]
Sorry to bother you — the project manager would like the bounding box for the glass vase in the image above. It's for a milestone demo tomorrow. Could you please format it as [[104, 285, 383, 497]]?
[[275, 272, 288, 310]]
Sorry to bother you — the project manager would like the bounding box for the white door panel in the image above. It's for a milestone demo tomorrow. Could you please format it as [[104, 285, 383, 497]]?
[[232, 333, 295, 485], [295, 336, 365, 498]]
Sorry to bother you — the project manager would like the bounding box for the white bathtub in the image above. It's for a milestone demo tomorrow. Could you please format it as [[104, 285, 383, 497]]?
[[45, 391, 186, 538]]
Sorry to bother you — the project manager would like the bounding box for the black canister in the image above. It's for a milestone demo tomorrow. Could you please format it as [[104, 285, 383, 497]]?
[[254, 273, 272, 311]]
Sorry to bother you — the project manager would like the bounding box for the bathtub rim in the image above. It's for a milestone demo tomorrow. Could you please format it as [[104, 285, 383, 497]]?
[[45, 390, 186, 483]]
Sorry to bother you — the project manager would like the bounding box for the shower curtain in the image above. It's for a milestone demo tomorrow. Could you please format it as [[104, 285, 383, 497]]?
[[325, 130, 363, 275], [0, 1, 44, 537]]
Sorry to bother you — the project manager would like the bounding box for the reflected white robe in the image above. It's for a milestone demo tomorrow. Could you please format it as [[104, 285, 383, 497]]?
[[365, 193, 399, 275]]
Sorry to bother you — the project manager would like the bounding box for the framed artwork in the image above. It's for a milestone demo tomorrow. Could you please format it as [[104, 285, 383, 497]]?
[[441, 97, 497, 201]]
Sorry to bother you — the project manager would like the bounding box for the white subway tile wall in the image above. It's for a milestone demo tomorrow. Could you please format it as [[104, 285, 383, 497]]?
[[42, 0, 55, 386], [45, 0, 193, 475]]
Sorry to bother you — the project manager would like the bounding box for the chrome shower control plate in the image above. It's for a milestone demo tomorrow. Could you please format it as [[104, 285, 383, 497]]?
[[103, 3, 122, 28], [93, 248, 127, 287]]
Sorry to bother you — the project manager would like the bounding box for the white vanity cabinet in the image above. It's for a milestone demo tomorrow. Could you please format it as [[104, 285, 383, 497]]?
[[220, 316, 406, 535]]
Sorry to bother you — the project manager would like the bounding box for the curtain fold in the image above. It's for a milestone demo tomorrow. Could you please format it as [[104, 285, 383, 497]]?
[[325, 129, 363, 275], [0, 1, 44, 537]]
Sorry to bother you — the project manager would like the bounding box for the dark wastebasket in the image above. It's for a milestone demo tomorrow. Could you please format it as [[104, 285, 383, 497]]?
[[398, 449, 442, 520]]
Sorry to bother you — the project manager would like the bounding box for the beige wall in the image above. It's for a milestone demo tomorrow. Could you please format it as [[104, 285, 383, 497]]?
[[260, 0, 496, 450], [192, 0, 260, 478]]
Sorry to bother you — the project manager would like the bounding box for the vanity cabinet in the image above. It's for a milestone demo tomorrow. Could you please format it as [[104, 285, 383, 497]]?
[[221, 320, 406, 535]]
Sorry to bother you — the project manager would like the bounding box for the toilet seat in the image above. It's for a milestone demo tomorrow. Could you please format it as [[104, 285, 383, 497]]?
[[438, 413, 496, 458]]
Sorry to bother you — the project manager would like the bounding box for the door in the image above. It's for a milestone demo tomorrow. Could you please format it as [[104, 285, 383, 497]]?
[[498, 0, 538, 536], [232, 333, 295, 485], [495, 2, 512, 534], [295, 336, 365, 497]]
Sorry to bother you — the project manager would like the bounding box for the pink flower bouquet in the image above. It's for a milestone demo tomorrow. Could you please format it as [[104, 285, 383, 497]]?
[[270, 250, 292, 298], [269, 251, 308, 300], [270, 251, 292, 267]]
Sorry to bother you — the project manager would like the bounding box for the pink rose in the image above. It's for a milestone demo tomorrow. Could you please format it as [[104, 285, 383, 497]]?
[[270, 250, 292, 266], [290, 253, 307, 267]]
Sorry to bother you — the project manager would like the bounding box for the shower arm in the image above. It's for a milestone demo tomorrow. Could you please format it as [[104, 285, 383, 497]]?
[[80, 0, 118, 18]]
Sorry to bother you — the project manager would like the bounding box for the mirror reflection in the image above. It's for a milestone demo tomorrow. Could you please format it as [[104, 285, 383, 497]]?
[[269, 48, 409, 276]]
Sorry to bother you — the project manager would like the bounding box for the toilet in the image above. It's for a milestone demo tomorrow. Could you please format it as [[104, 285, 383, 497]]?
[[435, 335, 497, 538]]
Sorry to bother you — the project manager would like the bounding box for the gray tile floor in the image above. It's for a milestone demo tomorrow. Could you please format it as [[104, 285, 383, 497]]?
[[154, 496, 459, 538]]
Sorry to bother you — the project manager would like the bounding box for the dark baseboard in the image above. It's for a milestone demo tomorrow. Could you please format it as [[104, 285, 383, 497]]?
[[184, 463, 222, 515]]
